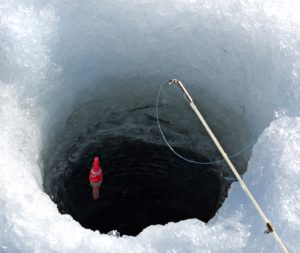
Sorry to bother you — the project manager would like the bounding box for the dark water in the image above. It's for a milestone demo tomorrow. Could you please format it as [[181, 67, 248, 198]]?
[[54, 138, 224, 236]]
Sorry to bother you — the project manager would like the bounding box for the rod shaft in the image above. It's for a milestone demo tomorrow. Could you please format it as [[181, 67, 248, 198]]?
[[169, 79, 289, 253]]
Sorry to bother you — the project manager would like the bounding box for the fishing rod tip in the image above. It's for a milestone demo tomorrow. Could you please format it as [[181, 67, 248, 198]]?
[[168, 79, 179, 85]]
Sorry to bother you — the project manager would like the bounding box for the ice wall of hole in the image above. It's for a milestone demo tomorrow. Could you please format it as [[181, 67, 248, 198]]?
[[42, 79, 252, 236]]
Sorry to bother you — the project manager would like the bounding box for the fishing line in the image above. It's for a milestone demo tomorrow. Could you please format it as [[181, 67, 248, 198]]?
[[155, 80, 254, 165]]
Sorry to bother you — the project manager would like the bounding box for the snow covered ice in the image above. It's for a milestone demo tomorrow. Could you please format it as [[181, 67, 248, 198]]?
[[0, 0, 300, 252]]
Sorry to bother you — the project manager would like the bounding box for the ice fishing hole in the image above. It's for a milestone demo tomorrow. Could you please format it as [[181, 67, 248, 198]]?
[[42, 83, 237, 236]]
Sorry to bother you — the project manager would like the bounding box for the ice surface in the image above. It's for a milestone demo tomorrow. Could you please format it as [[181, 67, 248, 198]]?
[[0, 0, 300, 252]]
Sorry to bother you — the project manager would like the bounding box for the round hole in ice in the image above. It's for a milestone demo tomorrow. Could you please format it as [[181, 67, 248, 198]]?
[[41, 84, 236, 236]]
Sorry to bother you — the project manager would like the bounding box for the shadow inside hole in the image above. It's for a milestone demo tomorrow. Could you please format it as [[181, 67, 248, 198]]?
[[58, 138, 225, 236]]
